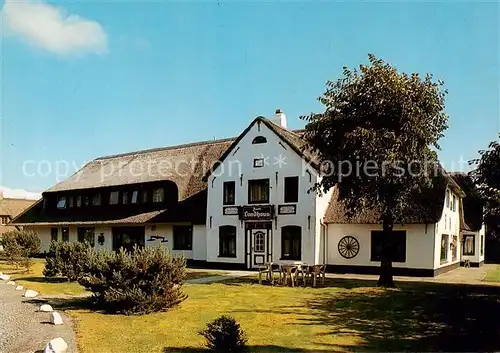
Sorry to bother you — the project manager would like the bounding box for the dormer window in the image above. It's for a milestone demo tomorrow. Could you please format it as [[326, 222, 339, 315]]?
[[68, 196, 74, 208], [57, 196, 67, 209], [109, 191, 119, 205], [252, 136, 267, 144], [123, 192, 129, 204], [76, 196, 82, 208], [141, 190, 148, 204], [131, 191, 139, 204], [92, 194, 101, 206], [153, 188, 164, 203]]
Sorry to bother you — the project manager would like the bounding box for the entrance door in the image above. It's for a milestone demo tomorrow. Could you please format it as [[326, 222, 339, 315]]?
[[251, 229, 267, 268]]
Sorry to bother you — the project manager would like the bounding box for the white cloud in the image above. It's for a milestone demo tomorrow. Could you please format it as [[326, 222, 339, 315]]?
[[1, 186, 42, 200], [1, 0, 108, 55]]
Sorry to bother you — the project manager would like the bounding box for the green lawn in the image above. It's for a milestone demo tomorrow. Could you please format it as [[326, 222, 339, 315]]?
[[42, 277, 500, 353], [482, 265, 500, 282], [0, 258, 86, 295]]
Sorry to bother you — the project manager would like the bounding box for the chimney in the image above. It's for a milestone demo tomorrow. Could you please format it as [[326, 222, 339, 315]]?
[[274, 109, 287, 128]]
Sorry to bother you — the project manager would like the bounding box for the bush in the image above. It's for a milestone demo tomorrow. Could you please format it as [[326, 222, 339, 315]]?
[[1, 230, 41, 271], [43, 241, 91, 281], [79, 245, 187, 314], [199, 315, 247, 353]]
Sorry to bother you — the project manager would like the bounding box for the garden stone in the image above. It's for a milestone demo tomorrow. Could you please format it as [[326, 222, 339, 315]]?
[[0, 274, 10, 281], [23, 289, 38, 298], [15, 285, 24, 291], [43, 337, 68, 353], [6, 281, 15, 285], [40, 304, 53, 312], [50, 312, 63, 325]]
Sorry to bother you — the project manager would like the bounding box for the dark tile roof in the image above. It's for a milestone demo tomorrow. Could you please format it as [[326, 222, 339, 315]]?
[[0, 198, 35, 218], [450, 172, 483, 232], [324, 170, 461, 225]]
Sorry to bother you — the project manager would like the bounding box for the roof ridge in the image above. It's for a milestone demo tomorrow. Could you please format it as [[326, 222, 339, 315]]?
[[95, 136, 236, 161]]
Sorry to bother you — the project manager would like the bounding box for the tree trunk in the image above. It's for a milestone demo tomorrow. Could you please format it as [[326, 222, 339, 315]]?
[[377, 215, 396, 288]]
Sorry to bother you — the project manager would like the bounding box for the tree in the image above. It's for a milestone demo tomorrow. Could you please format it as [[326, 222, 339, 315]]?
[[470, 136, 500, 247], [302, 54, 448, 287], [1, 229, 41, 271]]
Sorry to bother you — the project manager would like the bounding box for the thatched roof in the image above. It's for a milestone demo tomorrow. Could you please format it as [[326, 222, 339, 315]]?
[[13, 117, 318, 226], [323, 171, 463, 225], [0, 198, 35, 218]]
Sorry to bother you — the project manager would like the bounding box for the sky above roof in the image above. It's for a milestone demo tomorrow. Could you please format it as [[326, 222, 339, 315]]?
[[1, 0, 498, 198]]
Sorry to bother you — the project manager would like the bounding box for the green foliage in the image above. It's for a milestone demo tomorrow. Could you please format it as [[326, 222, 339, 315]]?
[[470, 135, 500, 239], [199, 315, 248, 353], [1, 230, 40, 271], [43, 241, 91, 281], [302, 54, 449, 286], [79, 245, 187, 314]]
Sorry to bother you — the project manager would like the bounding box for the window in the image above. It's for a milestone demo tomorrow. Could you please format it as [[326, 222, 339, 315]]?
[[76, 196, 82, 208], [446, 190, 451, 208], [77, 227, 95, 247], [252, 136, 267, 144], [281, 226, 301, 260], [370, 231, 407, 263], [131, 191, 139, 204], [109, 191, 119, 205], [84, 196, 90, 207], [248, 179, 269, 204], [141, 190, 148, 203], [219, 225, 236, 257], [452, 195, 457, 212], [123, 192, 129, 204], [254, 231, 265, 252], [68, 196, 74, 208], [173, 226, 192, 250], [0, 216, 9, 225], [153, 188, 164, 203], [481, 235, 484, 256], [284, 176, 299, 203], [223, 181, 235, 205], [463, 234, 475, 255], [253, 158, 265, 168], [92, 193, 101, 206], [441, 234, 449, 263], [62, 227, 69, 242], [57, 196, 67, 209], [51, 228, 58, 242], [452, 235, 458, 261], [444, 215, 447, 230]]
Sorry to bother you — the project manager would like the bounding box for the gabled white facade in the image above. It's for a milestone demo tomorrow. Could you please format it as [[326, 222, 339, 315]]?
[[205, 119, 330, 268]]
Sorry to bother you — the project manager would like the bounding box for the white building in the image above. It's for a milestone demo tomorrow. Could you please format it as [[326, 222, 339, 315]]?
[[12, 111, 480, 276]]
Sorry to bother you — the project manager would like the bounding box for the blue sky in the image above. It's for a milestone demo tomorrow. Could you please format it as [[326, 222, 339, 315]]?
[[1, 0, 498, 197]]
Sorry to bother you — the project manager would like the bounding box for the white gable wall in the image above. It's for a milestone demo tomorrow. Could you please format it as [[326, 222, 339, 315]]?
[[206, 120, 320, 266], [434, 187, 461, 269]]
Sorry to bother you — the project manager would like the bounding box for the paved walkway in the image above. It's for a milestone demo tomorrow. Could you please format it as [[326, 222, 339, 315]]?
[[186, 265, 500, 286], [323, 264, 497, 285], [0, 280, 78, 353], [186, 270, 250, 284]]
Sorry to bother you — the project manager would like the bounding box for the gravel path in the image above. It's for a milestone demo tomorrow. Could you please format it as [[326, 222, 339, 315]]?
[[0, 281, 78, 353]]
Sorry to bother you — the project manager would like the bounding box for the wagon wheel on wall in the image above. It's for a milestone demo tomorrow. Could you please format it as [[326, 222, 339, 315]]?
[[338, 236, 360, 259]]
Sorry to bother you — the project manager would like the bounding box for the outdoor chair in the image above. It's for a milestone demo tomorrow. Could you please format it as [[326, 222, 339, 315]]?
[[311, 264, 326, 287], [281, 265, 299, 287]]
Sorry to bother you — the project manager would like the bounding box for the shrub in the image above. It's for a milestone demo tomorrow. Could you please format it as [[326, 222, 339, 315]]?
[[43, 241, 91, 281], [199, 315, 248, 353], [79, 245, 187, 314], [1, 230, 40, 271]]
